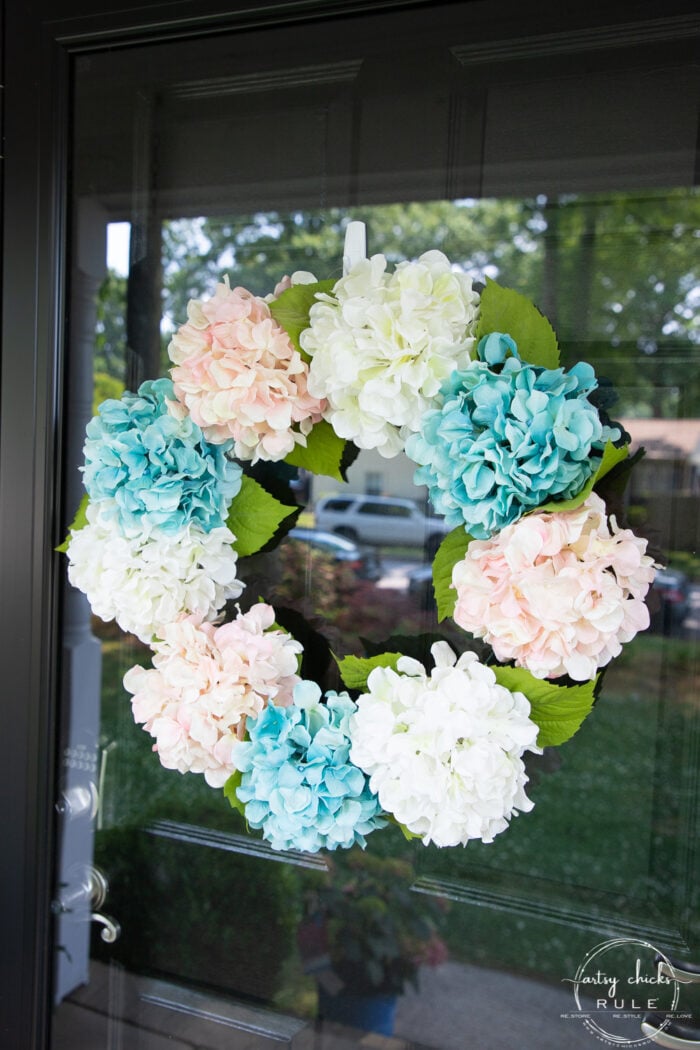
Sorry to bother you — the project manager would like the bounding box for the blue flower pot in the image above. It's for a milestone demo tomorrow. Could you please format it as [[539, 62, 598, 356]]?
[[318, 986, 398, 1035]]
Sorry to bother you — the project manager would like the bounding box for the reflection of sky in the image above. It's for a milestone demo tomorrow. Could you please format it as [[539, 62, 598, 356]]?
[[106, 221, 170, 335], [107, 222, 130, 275]]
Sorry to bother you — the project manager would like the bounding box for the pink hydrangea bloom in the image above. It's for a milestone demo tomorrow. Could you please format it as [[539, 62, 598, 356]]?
[[168, 278, 326, 462], [123, 604, 302, 787], [452, 493, 656, 681]]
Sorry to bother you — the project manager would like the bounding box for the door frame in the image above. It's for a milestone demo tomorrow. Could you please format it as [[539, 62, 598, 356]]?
[[1, 1, 697, 1047]]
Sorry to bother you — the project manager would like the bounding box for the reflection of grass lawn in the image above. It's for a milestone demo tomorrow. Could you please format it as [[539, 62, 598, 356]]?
[[415, 631, 699, 979], [96, 620, 698, 997], [97, 631, 238, 830]]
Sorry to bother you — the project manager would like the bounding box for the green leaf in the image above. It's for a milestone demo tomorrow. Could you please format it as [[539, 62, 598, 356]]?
[[284, 420, 349, 482], [336, 652, 402, 692], [55, 493, 90, 553], [225, 475, 299, 557], [534, 440, 629, 516], [432, 527, 473, 622], [223, 770, 246, 817], [395, 820, 422, 842], [383, 814, 422, 841], [476, 279, 560, 369], [491, 665, 598, 747], [268, 279, 336, 360], [594, 445, 644, 505]]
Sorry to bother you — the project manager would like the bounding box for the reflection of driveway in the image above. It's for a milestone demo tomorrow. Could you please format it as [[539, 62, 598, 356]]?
[[396, 960, 610, 1050], [377, 556, 423, 592], [683, 584, 700, 635]]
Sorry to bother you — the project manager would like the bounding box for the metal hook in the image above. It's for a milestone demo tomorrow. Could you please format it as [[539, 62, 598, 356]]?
[[343, 221, 366, 276]]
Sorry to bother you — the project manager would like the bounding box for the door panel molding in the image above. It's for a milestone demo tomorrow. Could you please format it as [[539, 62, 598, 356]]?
[[169, 58, 364, 100], [145, 819, 329, 871], [147, 820, 694, 952], [451, 12, 700, 65], [413, 877, 691, 953], [54, 963, 310, 1048]]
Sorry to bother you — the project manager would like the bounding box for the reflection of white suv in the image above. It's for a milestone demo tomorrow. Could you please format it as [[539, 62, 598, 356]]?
[[314, 495, 449, 554]]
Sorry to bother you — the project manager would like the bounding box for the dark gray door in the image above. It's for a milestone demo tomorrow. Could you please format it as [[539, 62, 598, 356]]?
[[2, 3, 699, 1048]]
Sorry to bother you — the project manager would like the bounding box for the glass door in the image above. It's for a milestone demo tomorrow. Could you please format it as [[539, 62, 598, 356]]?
[[51, 5, 700, 1047]]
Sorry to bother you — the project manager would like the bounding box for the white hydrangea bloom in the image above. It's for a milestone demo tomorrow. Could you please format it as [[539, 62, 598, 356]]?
[[301, 252, 480, 458], [349, 642, 540, 847], [66, 502, 243, 643]]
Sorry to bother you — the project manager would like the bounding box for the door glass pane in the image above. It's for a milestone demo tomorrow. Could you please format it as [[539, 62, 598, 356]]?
[[53, 7, 700, 1048]]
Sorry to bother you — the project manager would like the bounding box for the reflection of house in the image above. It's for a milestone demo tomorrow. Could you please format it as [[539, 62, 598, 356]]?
[[620, 418, 700, 552], [309, 418, 700, 552], [311, 419, 700, 505], [311, 449, 423, 506], [621, 418, 700, 497]]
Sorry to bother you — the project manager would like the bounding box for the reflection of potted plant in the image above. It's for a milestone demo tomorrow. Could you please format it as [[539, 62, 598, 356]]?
[[298, 849, 448, 1035]]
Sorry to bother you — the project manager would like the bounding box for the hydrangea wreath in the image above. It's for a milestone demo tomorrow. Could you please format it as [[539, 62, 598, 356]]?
[[61, 222, 657, 852]]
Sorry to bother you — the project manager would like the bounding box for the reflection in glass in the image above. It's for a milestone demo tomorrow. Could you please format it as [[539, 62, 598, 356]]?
[[54, 190, 700, 1047], [55, 14, 699, 1040]]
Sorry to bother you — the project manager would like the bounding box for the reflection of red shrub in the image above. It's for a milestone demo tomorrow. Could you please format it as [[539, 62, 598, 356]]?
[[414, 932, 449, 968], [333, 579, 427, 651], [271, 543, 428, 657]]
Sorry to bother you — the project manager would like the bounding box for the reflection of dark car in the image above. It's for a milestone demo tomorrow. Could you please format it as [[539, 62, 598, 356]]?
[[409, 562, 693, 637], [288, 527, 382, 581], [407, 563, 435, 609], [649, 568, 690, 635]]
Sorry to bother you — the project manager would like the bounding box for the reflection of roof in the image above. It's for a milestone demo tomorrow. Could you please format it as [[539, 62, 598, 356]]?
[[620, 419, 700, 462]]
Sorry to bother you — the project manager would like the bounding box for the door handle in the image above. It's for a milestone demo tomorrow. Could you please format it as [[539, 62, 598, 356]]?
[[656, 953, 700, 985], [640, 954, 700, 1047], [53, 864, 121, 944], [641, 1013, 700, 1047], [90, 911, 121, 944]]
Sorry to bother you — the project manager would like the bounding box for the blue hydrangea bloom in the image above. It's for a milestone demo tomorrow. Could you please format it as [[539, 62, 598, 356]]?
[[405, 333, 619, 540], [235, 681, 385, 853], [82, 378, 242, 535]]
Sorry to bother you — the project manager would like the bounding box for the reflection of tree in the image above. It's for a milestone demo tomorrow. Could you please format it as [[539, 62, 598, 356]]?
[[97, 189, 700, 418], [540, 189, 700, 419], [94, 268, 127, 378]]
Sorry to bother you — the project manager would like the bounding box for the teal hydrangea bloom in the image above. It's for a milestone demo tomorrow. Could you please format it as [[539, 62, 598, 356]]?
[[235, 681, 385, 853], [82, 378, 242, 535], [405, 333, 619, 540]]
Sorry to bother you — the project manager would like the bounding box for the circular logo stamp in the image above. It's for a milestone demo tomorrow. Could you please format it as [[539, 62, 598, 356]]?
[[564, 937, 681, 1046]]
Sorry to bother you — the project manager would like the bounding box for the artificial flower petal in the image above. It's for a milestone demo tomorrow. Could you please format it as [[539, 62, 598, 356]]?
[[452, 493, 656, 680], [234, 684, 384, 852], [301, 252, 480, 457], [124, 604, 302, 786], [349, 644, 540, 847]]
